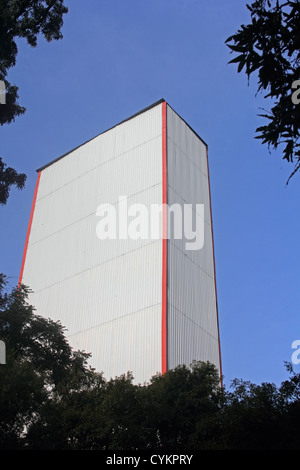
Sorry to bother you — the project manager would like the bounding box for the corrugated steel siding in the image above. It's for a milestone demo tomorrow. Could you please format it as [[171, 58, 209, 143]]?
[[22, 103, 163, 384], [166, 105, 221, 373], [21, 100, 221, 383]]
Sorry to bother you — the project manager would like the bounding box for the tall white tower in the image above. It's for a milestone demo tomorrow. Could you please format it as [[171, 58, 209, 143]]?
[[19, 99, 222, 384]]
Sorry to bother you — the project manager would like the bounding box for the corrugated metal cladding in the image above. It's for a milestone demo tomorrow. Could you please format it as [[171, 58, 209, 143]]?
[[20, 99, 221, 384], [166, 104, 221, 374], [22, 103, 164, 384]]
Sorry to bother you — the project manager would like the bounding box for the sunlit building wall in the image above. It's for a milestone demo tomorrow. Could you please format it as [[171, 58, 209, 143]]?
[[19, 99, 222, 384]]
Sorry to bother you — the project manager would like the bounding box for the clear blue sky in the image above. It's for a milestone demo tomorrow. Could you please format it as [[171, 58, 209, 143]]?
[[1, 0, 299, 388]]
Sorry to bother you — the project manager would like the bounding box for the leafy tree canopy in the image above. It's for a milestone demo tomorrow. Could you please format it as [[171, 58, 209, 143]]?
[[226, 0, 300, 182], [0, 157, 26, 205], [0, 0, 68, 205], [0, 275, 95, 449], [1, 275, 300, 450], [0, 0, 68, 125]]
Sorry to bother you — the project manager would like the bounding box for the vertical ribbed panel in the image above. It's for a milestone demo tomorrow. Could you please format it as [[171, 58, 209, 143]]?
[[166, 105, 221, 373], [21, 103, 164, 384], [20, 100, 221, 384]]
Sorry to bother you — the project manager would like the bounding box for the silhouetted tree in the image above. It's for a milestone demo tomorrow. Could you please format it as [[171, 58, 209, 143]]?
[[226, 0, 300, 182], [0, 275, 93, 449], [0, 0, 68, 125], [2, 275, 300, 450], [0, 0, 68, 204]]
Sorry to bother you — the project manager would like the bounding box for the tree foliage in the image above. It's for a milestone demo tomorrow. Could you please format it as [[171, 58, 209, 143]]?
[[0, 157, 26, 205], [0, 0, 68, 125], [1, 276, 300, 450], [0, 275, 95, 449], [0, 0, 68, 204], [226, 0, 300, 182]]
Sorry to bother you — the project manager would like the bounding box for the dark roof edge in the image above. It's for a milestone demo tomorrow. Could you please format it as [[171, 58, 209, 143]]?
[[36, 98, 207, 172], [166, 102, 208, 148], [36, 99, 165, 172]]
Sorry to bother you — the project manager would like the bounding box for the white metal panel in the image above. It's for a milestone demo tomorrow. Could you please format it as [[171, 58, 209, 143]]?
[[21, 100, 221, 383], [166, 138, 211, 224], [23, 183, 163, 292], [168, 247, 219, 353], [22, 102, 164, 383], [37, 104, 162, 200], [37, 128, 118, 200], [30, 134, 163, 245], [166, 105, 208, 177], [27, 239, 162, 337], [70, 304, 162, 385], [167, 304, 220, 372], [166, 104, 220, 373], [167, 186, 215, 279]]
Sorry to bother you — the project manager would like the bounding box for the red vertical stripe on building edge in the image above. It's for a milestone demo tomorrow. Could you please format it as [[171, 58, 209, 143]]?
[[18, 171, 41, 286], [161, 101, 168, 374]]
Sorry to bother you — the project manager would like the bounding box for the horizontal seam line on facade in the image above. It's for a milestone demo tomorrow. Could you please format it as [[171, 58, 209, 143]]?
[[30, 183, 210, 251], [37, 133, 162, 203], [66, 302, 162, 339], [168, 238, 214, 281], [166, 102, 207, 147], [37, 99, 165, 172], [168, 303, 219, 342], [27, 182, 162, 248], [167, 183, 210, 224], [167, 135, 208, 179], [25, 238, 162, 294]]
